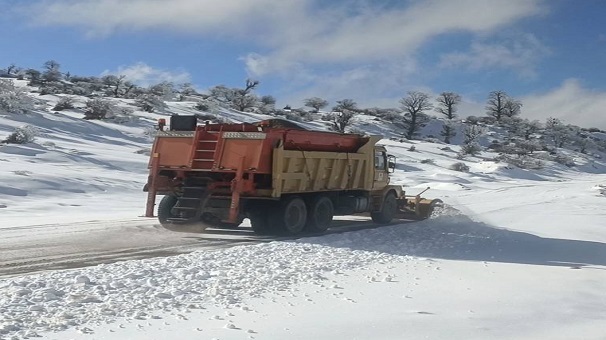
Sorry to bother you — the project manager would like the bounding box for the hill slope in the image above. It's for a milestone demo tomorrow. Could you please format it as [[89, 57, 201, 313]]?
[[1, 77, 606, 340]]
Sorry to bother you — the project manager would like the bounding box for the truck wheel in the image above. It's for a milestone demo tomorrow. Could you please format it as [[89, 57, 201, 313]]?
[[305, 196, 333, 233], [371, 193, 396, 224], [158, 195, 178, 225], [271, 197, 307, 235]]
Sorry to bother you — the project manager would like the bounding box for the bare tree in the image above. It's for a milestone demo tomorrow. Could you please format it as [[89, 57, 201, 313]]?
[[304, 97, 329, 112], [400, 91, 432, 140], [510, 119, 541, 140], [440, 121, 456, 144], [460, 124, 485, 157], [231, 95, 258, 112], [436, 92, 461, 143], [135, 94, 167, 113], [259, 95, 276, 114], [333, 99, 358, 112], [6, 64, 17, 75], [230, 79, 260, 111], [327, 99, 359, 133], [486, 90, 508, 122], [243, 79, 259, 94], [260, 95, 276, 106], [570, 127, 594, 154], [436, 92, 461, 120], [503, 98, 522, 118], [149, 81, 176, 100], [208, 85, 235, 103], [42, 60, 62, 82], [545, 117, 569, 148], [328, 110, 355, 133], [102, 75, 127, 98], [25, 69, 42, 85], [178, 83, 197, 100], [207, 79, 261, 112], [122, 81, 137, 98]]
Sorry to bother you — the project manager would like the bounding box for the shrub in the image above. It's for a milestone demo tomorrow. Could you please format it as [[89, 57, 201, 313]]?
[[194, 101, 210, 111], [497, 154, 545, 169], [135, 94, 166, 113], [39, 82, 65, 95], [0, 79, 35, 114], [53, 96, 75, 111], [84, 98, 115, 119], [464, 115, 480, 125], [107, 107, 139, 124], [3, 125, 36, 144], [284, 111, 303, 122], [449, 162, 470, 172], [460, 142, 482, 156], [553, 154, 575, 167]]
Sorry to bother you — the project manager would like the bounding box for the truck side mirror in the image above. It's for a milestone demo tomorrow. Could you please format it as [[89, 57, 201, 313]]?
[[388, 155, 396, 173]]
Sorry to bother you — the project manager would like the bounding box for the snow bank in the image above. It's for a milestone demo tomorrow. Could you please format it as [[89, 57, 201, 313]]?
[[0, 225, 425, 338]]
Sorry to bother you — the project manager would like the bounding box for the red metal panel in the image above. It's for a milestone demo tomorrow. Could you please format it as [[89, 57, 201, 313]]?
[[282, 129, 367, 152], [151, 137, 194, 168]]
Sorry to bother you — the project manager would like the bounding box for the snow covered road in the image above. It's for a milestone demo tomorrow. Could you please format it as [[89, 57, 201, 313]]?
[[0, 216, 401, 278], [2, 206, 606, 340]]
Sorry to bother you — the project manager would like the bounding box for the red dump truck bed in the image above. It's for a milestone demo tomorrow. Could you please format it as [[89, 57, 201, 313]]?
[[150, 120, 370, 173]]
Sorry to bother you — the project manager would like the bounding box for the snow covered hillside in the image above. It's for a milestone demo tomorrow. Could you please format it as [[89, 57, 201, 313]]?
[[1, 80, 606, 339]]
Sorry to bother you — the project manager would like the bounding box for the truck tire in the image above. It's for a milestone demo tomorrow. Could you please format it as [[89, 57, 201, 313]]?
[[158, 195, 178, 225], [305, 196, 334, 233], [371, 192, 396, 224], [271, 196, 307, 235]]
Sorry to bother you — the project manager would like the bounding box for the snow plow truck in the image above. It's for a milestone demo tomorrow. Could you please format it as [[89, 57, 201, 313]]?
[[144, 115, 441, 235]]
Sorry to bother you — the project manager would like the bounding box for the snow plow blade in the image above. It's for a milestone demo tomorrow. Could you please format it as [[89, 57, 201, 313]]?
[[396, 188, 443, 220]]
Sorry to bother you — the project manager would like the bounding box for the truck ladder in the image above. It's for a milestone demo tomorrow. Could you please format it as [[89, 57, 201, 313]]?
[[167, 177, 211, 224]]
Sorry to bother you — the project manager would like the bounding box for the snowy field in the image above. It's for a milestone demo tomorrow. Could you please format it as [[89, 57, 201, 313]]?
[[1, 89, 606, 339]]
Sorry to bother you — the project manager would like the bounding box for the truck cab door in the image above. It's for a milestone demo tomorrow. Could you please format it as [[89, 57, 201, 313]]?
[[373, 150, 390, 190]]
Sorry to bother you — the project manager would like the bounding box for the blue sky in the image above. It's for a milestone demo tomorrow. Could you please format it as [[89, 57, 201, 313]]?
[[1, 0, 605, 128]]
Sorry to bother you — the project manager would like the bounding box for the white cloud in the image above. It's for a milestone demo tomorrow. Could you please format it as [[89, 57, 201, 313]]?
[[276, 58, 420, 109], [439, 33, 551, 79], [101, 62, 191, 87], [19, 0, 544, 74], [18, 0, 301, 38], [523, 79, 606, 129], [18, 0, 555, 114], [244, 0, 546, 76]]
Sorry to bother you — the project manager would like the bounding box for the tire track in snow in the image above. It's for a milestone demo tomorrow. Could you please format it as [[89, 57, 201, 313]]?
[[0, 217, 412, 278]]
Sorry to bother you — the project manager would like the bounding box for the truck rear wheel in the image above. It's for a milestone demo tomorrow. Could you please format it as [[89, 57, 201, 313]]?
[[271, 196, 307, 235], [305, 196, 333, 233], [158, 195, 178, 225], [371, 192, 396, 224]]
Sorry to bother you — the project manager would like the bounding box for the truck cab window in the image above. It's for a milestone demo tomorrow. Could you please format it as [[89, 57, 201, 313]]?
[[375, 151, 386, 170]]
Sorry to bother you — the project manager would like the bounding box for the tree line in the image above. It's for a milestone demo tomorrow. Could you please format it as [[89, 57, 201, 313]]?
[[1, 60, 604, 165]]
